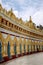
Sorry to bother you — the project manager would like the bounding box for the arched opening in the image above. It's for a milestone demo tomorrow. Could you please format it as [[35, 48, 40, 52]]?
[[14, 43, 17, 56], [7, 41, 11, 58], [0, 41, 3, 62], [42, 45, 43, 51], [24, 44, 26, 54]]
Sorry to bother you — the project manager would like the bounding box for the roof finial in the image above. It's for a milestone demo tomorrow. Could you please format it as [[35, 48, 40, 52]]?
[[29, 16, 32, 22], [10, 8, 13, 12], [30, 16, 31, 21]]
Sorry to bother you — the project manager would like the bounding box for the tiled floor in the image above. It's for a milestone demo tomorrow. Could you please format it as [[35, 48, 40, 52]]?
[[1, 52, 43, 65]]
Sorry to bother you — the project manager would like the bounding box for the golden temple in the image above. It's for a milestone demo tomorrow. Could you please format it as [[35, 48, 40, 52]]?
[[0, 4, 43, 63]]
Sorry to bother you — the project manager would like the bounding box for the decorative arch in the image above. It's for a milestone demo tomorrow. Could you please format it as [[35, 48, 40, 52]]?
[[5, 34, 13, 56], [13, 36, 18, 45], [13, 36, 18, 55], [18, 37, 22, 54], [23, 38, 26, 54], [23, 38, 26, 44]]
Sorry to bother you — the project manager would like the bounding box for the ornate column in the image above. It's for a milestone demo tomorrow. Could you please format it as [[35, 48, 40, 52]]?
[[31, 40, 32, 52], [36, 41, 39, 52], [2, 43, 4, 57], [5, 43, 7, 56], [23, 39, 26, 54], [20, 44, 22, 54], [28, 40, 31, 53], [3, 41, 7, 57], [19, 37, 22, 55], [34, 41, 37, 52], [33, 40, 35, 52]]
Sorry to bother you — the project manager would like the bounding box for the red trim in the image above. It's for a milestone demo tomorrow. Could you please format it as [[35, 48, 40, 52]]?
[[0, 31, 42, 41], [0, 31, 29, 39]]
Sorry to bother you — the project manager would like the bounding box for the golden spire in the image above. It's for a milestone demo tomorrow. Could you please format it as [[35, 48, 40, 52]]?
[[29, 16, 32, 22], [10, 8, 13, 12], [30, 16, 31, 20]]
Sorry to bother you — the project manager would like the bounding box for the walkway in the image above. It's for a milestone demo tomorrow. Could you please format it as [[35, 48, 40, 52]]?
[[1, 52, 43, 65]]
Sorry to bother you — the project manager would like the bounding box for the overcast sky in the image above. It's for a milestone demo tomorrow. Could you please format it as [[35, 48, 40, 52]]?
[[0, 0, 43, 26]]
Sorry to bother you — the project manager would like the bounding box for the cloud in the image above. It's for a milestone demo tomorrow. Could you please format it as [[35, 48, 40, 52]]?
[[0, 0, 10, 10], [18, 7, 37, 20], [18, 8, 43, 26], [13, 10, 19, 17], [32, 10, 43, 26], [15, 0, 25, 5], [0, 0, 2, 4]]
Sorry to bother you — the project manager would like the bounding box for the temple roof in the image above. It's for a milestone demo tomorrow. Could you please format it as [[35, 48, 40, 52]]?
[[25, 16, 36, 29], [0, 4, 43, 32]]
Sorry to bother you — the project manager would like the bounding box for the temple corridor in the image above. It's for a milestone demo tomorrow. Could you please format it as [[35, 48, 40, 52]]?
[[0, 4, 43, 65], [1, 52, 43, 65]]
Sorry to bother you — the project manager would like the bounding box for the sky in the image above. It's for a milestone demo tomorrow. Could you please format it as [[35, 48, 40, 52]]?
[[0, 0, 43, 26]]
